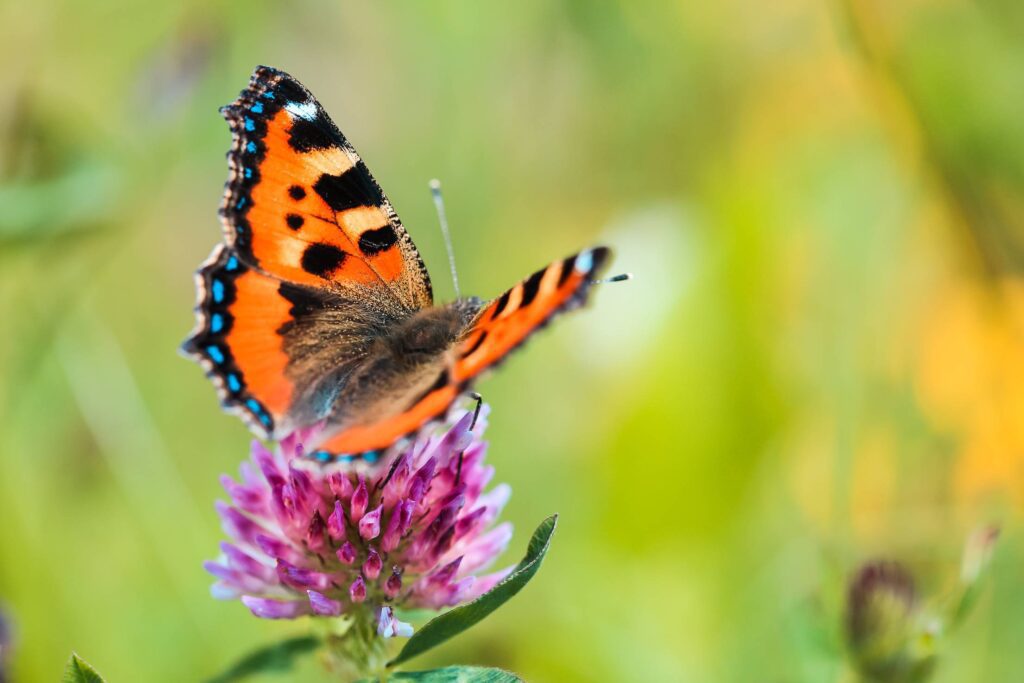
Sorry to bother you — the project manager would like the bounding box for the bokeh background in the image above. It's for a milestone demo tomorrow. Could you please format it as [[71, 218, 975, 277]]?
[[3, 1, 1024, 681]]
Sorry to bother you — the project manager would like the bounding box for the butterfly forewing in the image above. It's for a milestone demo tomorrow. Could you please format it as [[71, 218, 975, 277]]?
[[220, 65, 432, 311]]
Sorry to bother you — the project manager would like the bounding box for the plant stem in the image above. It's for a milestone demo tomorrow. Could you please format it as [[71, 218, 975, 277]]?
[[320, 608, 389, 682]]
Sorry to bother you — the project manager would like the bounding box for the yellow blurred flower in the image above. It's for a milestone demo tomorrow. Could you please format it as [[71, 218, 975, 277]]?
[[916, 278, 1024, 509]]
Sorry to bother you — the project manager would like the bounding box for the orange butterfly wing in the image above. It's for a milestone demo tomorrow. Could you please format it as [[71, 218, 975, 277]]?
[[454, 247, 610, 382], [221, 65, 431, 311], [309, 247, 610, 460], [182, 245, 297, 438]]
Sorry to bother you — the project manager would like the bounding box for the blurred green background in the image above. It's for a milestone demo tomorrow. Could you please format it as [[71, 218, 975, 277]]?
[[3, 1, 1024, 680]]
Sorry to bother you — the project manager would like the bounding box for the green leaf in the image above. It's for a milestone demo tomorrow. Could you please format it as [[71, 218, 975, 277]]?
[[204, 635, 322, 683], [388, 665, 524, 682], [62, 653, 105, 683], [388, 514, 558, 668]]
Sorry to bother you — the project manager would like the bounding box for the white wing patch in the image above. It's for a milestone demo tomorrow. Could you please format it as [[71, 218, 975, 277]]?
[[285, 101, 319, 121]]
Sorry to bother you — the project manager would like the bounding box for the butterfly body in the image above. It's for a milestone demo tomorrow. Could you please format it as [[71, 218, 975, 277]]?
[[319, 300, 480, 428], [184, 66, 611, 462]]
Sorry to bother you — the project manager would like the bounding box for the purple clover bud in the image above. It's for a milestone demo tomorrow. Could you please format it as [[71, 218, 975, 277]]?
[[337, 541, 356, 565], [241, 596, 310, 619], [384, 568, 403, 599], [328, 471, 353, 499], [381, 504, 404, 552], [359, 504, 382, 539], [350, 576, 367, 603], [327, 500, 346, 541], [306, 510, 327, 553], [428, 557, 462, 586], [407, 457, 437, 504], [363, 548, 383, 580], [221, 542, 275, 582], [220, 473, 265, 513], [381, 500, 415, 553], [276, 560, 331, 591], [454, 507, 486, 542], [307, 590, 343, 617], [289, 466, 315, 505], [382, 454, 412, 505], [251, 442, 285, 488], [350, 477, 368, 521], [253, 533, 304, 566]]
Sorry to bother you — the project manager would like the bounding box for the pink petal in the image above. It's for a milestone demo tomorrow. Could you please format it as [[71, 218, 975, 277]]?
[[307, 589, 343, 616], [359, 505, 382, 539], [337, 541, 356, 565], [349, 576, 366, 603], [350, 477, 369, 521], [327, 500, 347, 541], [241, 596, 311, 619]]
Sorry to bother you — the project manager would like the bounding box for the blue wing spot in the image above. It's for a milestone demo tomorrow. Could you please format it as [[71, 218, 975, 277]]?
[[225, 256, 239, 271], [262, 91, 274, 99], [364, 450, 381, 464], [211, 279, 225, 303], [244, 117, 255, 132], [251, 102, 264, 114], [206, 345, 225, 364], [244, 167, 252, 179], [310, 450, 331, 462], [236, 197, 246, 210], [227, 374, 241, 392], [246, 141, 257, 153], [244, 399, 273, 427], [210, 313, 224, 333], [574, 250, 594, 273]]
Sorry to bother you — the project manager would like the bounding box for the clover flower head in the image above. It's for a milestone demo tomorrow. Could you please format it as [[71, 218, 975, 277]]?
[[845, 560, 937, 683], [205, 405, 513, 637]]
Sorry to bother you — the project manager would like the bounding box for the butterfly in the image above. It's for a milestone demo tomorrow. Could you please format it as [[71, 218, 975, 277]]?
[[182, 66, 613, 464]]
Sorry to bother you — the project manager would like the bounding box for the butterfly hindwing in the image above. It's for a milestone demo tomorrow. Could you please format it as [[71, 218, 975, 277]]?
[[221, 65, 432, 311], [309, 247, 610, 459], [182, 244, 298, 439], [309, 383, 462, 462]]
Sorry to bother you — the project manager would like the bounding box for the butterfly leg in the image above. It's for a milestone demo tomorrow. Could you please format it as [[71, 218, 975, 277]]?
[[375, 391, 483, 491], [467, 392, 483, 430], [456, 392, 483, 486], [376, 451, 405, 492]]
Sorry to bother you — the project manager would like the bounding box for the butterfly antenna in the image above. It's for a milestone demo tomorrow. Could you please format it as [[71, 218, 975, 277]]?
[[592, 272, 633, 284], [429, 179, 461, 299]]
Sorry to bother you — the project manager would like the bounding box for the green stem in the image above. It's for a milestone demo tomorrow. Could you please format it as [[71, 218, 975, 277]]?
[[319, 607, 389, 682]]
